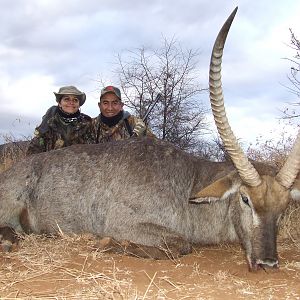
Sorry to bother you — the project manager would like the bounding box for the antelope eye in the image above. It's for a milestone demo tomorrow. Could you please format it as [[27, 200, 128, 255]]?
[[241, 194, 250, 207]]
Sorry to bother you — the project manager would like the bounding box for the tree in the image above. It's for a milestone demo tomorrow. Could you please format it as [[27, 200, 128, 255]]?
[[115, 37, 208, 151], [246, 128, 294, 168], [282, 29, 300, 120]]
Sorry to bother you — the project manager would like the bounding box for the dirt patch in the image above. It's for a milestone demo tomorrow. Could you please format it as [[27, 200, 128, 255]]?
[[1, 234, 300, 299]]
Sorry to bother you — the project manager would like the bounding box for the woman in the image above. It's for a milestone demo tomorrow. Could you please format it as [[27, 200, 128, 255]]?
[[27, 86, 93, 155]]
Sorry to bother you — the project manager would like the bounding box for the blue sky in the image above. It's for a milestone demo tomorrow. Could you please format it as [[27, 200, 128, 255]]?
[[1, 0, 300, 145]]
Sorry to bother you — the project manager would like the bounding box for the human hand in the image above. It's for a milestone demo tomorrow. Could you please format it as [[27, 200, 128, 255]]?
[[132, 119, 146, 136]]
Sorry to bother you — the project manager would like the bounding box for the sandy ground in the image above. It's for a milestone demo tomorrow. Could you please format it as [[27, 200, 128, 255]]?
[[1, 234, 300, 299]]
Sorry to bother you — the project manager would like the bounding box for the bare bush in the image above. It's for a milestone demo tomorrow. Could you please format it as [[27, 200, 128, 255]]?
[[114, 37, 209, 151], [246, 128, 295, 168], [0, 134, 29, 172]]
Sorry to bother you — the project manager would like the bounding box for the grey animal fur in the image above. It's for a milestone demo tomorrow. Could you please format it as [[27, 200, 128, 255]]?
[[1, 138, 235, 243], [1, 137, 298, 270]]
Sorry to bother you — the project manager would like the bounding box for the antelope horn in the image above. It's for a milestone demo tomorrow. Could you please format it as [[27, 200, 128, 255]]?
[[276, 130, 300, 188], [209, 7, 262, 187]]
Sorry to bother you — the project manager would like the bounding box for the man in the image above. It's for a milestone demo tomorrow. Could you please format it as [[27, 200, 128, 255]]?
[[91, 85, 155, 143], [27, 86, 93, 155]]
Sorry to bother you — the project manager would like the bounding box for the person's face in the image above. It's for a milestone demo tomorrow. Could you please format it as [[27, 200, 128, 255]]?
[[59, 95, 80, 114], [99, 93, 123, 117]]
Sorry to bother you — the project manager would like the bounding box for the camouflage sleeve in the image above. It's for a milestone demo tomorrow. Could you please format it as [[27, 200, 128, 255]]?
[[26, 129, 47, 155], [84, 125, 96, 144], [84, 117, 98, 144], [39, 106, 57, 134], [77, 113, 95, 144], [80, 113, 92, 121], [130, 116, 156, 138], [26, 106, 57, 155]]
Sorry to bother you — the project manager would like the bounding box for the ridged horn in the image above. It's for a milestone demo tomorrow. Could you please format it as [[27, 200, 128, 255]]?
[[209, 7, 262, 187], [276, 130, 300, 188]]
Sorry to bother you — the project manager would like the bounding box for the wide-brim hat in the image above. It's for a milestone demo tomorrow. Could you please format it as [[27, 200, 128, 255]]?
[[54, 85, 86, 106], [100, 85, 121, 100]]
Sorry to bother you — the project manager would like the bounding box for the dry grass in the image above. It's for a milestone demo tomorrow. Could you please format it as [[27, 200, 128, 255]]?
[[0, 135, 28, 172], [1, 234, 300, 299], [279, 200, 300, 243], [1, 234, 138, 299]]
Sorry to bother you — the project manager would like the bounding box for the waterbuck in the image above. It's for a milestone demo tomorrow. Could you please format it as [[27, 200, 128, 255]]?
[[1, 7, 300, 270]]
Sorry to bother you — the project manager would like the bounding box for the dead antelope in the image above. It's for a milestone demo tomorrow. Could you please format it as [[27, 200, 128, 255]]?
[[1, 7, 300, 270]]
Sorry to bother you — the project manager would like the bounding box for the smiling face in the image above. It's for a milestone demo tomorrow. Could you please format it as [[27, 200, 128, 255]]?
[[58, 95, 80, 114], [99, 92, 124, 118]]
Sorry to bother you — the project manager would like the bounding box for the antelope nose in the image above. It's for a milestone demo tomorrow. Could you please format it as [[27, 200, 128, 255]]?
[[257, 258, 279, 269]]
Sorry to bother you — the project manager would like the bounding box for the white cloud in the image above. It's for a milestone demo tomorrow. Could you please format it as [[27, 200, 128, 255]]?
[[206, 104, 298, 149], [0, 1, 300, 145], [0, 73, 56, 117]]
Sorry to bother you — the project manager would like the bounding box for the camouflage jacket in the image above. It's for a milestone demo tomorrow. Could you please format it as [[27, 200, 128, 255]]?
[[91, 111, 155, 143], [27, 107, 93, 155]]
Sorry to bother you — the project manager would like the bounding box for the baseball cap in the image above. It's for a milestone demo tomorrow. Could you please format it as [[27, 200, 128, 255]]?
[[100, 86, 121, 100]]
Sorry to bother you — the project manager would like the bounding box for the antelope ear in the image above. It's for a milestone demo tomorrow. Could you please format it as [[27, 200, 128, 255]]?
[[290, 178, 300, 201], [189, 173, 239, 204]]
